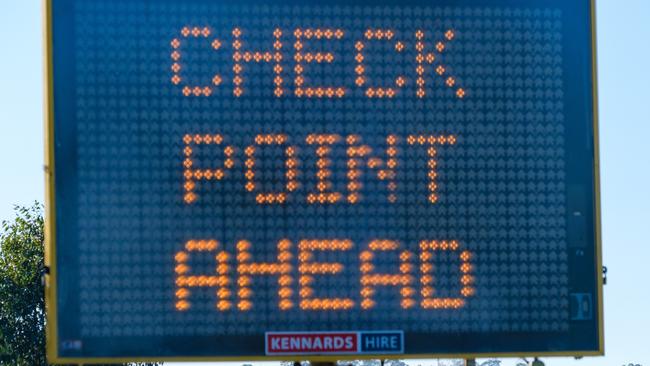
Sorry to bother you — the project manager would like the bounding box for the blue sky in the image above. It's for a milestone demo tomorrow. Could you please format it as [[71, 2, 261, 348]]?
[[1, 1, 649, 365]]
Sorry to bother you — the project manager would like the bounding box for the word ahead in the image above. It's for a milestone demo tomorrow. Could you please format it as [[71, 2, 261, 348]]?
[[174, 238, 475, 312], [171, 26, 466, 98]]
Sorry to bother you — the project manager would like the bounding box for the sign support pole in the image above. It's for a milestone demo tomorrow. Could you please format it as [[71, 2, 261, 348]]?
[[311, 361, 337, 366]]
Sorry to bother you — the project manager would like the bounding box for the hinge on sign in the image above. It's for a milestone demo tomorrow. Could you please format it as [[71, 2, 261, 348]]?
[[602, 266, 607, 285]]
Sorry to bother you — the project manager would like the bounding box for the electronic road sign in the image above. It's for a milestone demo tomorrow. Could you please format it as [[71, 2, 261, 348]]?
[[44, 0, 603, 362]]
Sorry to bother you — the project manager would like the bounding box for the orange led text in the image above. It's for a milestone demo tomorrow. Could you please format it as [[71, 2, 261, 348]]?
[[175, 238, 474, 312]]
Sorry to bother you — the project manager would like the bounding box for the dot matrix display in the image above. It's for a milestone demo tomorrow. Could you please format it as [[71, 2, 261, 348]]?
[[47, 0, 602, 361]]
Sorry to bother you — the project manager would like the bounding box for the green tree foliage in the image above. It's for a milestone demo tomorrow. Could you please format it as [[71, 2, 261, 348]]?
[[0, 203, 160, 366], [0, 203, 45, 365]]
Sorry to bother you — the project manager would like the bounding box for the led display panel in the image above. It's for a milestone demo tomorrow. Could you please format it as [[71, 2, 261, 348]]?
[[45, 0, 602, 362]]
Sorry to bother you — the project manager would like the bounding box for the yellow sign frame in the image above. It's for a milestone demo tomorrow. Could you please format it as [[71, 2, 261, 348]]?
[[43, 0, 604, 362]]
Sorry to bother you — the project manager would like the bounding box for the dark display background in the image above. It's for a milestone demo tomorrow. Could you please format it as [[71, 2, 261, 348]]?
[[50, 0, 600, 359]]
